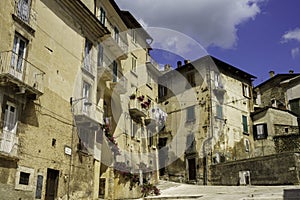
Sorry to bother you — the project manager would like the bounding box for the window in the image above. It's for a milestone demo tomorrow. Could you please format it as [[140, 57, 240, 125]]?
[[132, 29, 137, 43], [114, 26, 119, 43], [11, 34, 27, 78], [242, 83, 250, 98], [253, 123, 268, 140], [290, 98, 300, 116], [15, 166, 34, 191], [99, 7, 105, 26], [214, 72, 220, 88], [242, 115, 248, 134], [244, 139, 250, 152], [216, 105, 223, 119], [186, 106, 195, 122], [187, 73, 195, 87], [148, 129, 153, 147], [82, 81, 91, 113], [131, 120, 137, 138], [4, 102, 18, 133], [84, 39, 93, 73], [17, 0, 31, 22], [19, 172, 30, 185], [186, 133, 195, 152], [113, 61, 118, 82], [158, 85, 167, 98], [97, 43, 103, 66], [131, 55, 137, 72]]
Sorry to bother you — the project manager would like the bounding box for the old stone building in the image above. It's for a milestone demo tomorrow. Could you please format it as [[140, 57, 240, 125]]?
[[0, 0, 160, 199], [157, 56, 256, 185]]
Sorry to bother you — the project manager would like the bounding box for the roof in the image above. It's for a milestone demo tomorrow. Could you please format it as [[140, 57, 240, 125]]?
[[161, 55, 256, 81], [255, 73, 300, 89], [121, 11, 153, 41], [251, 106, 299, 118]]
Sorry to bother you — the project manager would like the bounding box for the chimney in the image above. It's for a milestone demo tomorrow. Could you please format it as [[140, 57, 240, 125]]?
[[184, 59, 190, 65], [164, 64, 171, 71], [177, 61, 182, 68], [289, 70, 294, 74], [269, 70, 275, 78]]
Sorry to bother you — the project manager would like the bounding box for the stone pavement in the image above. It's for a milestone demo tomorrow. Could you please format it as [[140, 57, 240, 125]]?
[[144, 180, 300, 200]]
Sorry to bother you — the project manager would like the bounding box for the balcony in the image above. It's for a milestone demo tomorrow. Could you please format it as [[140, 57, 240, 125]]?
[[101, 20, 128, 60], [0, 51, 45, 99], [110, 75, 127, 94], [72, 99, 100, 130], [12, 0, 37, 34], [145, 108, 157, 126], [129, 98, 147, 120]]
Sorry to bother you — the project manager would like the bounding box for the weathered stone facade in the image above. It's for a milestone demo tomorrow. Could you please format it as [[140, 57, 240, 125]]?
[[211, 152, 300, 185], [158, 56, 255, 185]]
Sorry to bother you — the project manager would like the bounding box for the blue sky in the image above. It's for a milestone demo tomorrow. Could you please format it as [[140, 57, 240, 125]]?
[[116, 0, 300, 85]]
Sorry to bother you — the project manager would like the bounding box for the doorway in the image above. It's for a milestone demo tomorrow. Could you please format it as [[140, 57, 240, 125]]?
[[45, 168, 59, 200], [188, 158, 196, 181]]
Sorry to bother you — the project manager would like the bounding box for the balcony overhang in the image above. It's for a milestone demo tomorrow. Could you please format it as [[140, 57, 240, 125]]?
[[98, 65, 113, 82], [74, 114, 100, 130], [55, 0, 110, 41], [102, 37, 128, 60], [0, 51, 45, 100]]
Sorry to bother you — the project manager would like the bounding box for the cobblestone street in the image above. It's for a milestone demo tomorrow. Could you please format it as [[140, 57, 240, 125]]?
[[145, 181, 300, 200]]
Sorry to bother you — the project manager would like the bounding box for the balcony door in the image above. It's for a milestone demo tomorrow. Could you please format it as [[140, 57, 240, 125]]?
[[82, 81, 91, 114], [11, 34, 27, 80], [1, 102, 18, 153]]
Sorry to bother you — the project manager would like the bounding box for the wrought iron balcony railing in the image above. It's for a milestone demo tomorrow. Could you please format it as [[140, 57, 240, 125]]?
[[0, 51, 45, 96]]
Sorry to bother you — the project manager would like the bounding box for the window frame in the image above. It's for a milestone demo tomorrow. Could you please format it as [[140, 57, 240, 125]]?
[[82, 81, 91, 113], [242, 115, 248, 134], [99, 7, 106, 26], [186, 106, 195, 122], [242, 83, 251, 98], [253, 123, 268, 140], [3, 101, 18, 133], [131, 54, 137, 72]]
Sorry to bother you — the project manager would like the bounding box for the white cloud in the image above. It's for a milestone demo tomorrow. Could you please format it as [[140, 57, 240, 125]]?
[[282, 28, 300, 43], [116, 0, 263, 49], [291, 47, 300, 59]]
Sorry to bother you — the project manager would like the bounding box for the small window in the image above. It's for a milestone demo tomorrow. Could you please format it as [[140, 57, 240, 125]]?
[[214, 72, 220, 88], [253, 123, 268, 140], [84, 39, 93, 72], [216, 105, 223, 119], [99, 7, 106, 26], [97, 43, 103, 66], [242, 115, 248, 134], [131, 120, 137, 138], [242, 83, 250, 98], [132, 29, 137, 43], [82, 81, 91, 113], [158, 85, 167, 98], [186, 133, 195, 151], [187, 73, 195, 87], [113, 61, 118, 82], [19, 172, 30, 185], [186, 106, 195, 122], [114, 26, 119, 43], [244, 139, 250, 152], [131, 55, 137, 72], [148, 129, 153, 147]]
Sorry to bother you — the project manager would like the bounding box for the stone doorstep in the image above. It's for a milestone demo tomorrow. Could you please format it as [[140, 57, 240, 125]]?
[[145, 195, 203, 199]]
